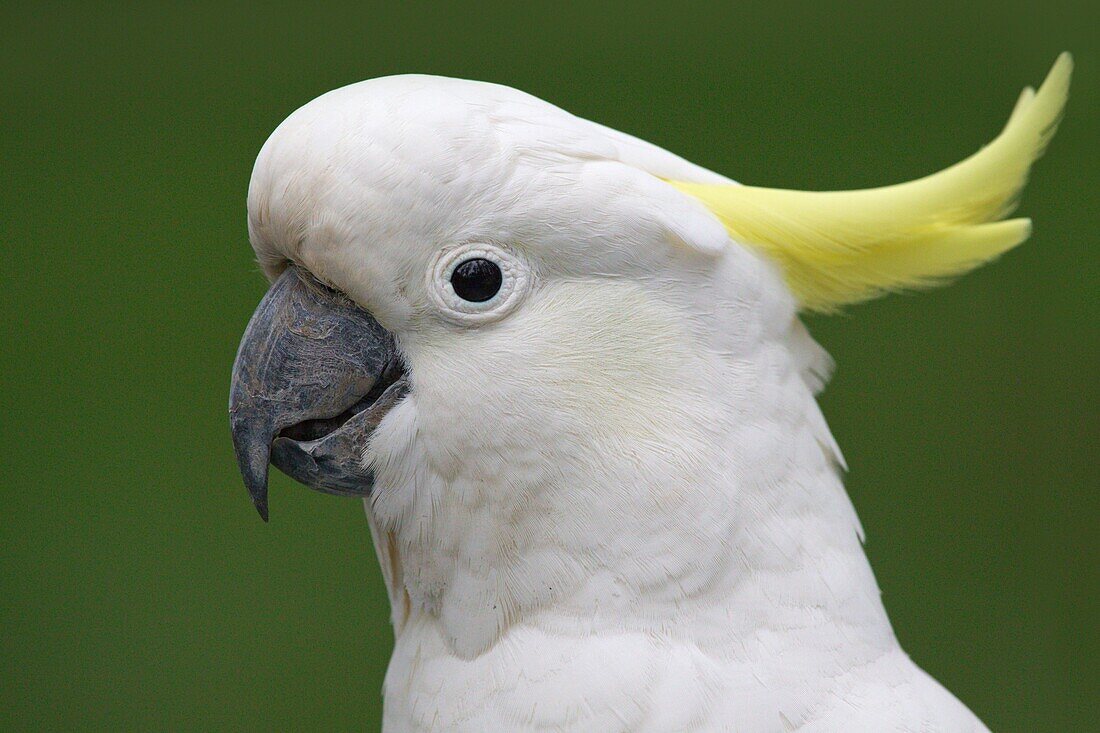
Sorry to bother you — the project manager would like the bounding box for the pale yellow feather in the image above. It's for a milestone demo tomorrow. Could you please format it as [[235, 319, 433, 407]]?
[[671, 53, 1072, 312]]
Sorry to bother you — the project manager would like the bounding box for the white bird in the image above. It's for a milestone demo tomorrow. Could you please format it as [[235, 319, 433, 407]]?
[[229, 54, 1071, 732]]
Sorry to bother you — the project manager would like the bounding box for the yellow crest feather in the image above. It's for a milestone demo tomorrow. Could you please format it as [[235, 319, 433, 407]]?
[[670, 53, 1072, 312]]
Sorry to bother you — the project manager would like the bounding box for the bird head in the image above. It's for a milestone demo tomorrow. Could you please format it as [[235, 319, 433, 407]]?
[[230, 59, 1069, 654]]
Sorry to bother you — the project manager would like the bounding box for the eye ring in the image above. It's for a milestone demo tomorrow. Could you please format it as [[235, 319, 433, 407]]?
[[429, 243, 530, 325]]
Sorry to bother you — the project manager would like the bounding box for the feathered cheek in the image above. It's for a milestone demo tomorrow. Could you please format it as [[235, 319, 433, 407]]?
[[365, 390, 424, 490]]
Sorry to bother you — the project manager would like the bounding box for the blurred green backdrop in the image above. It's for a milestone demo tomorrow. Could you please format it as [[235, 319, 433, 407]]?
[[2, 2, 1096, 730]]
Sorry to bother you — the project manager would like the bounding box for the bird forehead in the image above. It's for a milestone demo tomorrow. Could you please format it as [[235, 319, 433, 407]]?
[[247, 76, 576, 263], [251, 74, 570, 186], [252, 81, 498, 208]]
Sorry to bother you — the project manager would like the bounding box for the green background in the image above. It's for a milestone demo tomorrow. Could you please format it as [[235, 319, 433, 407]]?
[[2, 2, 1096, 730]]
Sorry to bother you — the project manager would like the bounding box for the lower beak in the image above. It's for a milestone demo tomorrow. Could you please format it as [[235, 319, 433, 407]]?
[[228, 265, 405, 521]]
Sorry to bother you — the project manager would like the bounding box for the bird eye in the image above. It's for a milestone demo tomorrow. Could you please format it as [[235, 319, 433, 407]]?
[[429, 243, 530, 326], [450, 258, 503, 302]]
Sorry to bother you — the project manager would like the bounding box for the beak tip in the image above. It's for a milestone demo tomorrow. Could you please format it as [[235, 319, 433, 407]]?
[[234, 442, 273, 523], [243, 466, 270, 522]]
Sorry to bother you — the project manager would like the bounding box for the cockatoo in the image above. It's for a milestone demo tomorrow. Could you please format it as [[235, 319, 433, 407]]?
[[230, 55, 1071, 732]]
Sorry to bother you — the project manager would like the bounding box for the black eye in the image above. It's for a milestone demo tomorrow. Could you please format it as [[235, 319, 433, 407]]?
[[450, 258, 503, 302]]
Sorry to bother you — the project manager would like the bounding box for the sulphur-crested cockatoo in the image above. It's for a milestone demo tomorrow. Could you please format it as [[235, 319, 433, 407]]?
[[230, 55, 1071, 732]]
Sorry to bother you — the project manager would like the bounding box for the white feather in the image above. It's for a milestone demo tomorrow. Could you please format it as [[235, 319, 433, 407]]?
[[249, 75, 990, 732]]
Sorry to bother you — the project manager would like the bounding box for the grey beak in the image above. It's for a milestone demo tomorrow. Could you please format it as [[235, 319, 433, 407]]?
[[229, 265, 405, 520]]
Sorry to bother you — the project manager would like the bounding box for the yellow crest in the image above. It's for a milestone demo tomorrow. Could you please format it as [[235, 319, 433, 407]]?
[[671, 54, 1072, 312]]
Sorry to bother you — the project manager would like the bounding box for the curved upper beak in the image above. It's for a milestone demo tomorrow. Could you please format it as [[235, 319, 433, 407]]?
[[228, 265, 405, 521]]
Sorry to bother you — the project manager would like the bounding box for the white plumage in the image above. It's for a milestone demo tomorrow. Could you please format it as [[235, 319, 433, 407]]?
[[245, 61, 1069, 731]]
